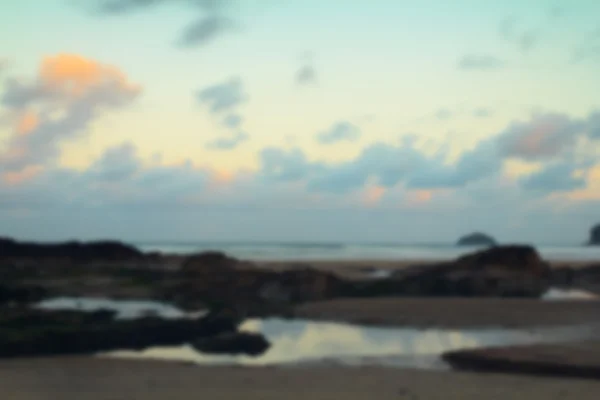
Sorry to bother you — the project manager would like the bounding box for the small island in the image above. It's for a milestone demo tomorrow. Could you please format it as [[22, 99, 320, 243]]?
[[456, 232, 497, 247], [589, 224, 600, 246]]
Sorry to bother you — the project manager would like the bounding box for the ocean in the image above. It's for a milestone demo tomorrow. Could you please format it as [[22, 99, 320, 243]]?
[[133, 241, 600, 262]]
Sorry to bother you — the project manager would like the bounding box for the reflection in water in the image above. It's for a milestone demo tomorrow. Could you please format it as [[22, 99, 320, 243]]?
[[102, 318, 598, 369], [35, 297, 206, 319], [542, 288, 599, 301], [34, 297, 599, 369]]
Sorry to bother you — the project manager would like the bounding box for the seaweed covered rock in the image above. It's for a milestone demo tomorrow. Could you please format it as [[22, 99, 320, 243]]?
[[191, 332, 270, 357], [0, 237, 143, 262], [0, 284, 48, 305], [342, 245, 550, 298], [0, 309, 239, 358]]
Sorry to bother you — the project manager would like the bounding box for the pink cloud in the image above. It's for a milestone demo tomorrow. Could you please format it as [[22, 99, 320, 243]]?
[[0, 54, 141, 174]]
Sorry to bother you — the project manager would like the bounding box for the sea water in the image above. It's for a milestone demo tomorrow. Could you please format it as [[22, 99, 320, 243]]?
[[133, 241, 600, 262]]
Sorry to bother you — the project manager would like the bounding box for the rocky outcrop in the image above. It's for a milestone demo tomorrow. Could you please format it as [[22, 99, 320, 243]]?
[[589, 224, 600, 246], [191, 332, 270, 357], [164, 252, 343, 314], [0, 309, 239, 358], [443, 342, 600, 380], [0, 237, 144, 262], [457, 233, 496, 247], [341, 245, 551, 298], [551, 263, 600, 295], [0, 284, 48, 305]]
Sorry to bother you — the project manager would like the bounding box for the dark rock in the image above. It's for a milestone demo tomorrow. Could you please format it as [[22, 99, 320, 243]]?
[[455, 245, 549, 276], [457, 232, 497, 247], [180, 251, 239, 275], [342, 245, 550, 298], [263, 268, 343, 303], [0, 237, 144, 262], [0, 284, 48, 305], [551, 267, 576, 287], [0, 309, 239, 358], [191, 332, 270, 357], [167, 255, 343, 316], [589, 224, 600, 246], [443, 342, 600, 380]]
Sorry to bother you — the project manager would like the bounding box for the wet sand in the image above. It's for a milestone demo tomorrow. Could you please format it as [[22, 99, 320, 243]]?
[[1, 356, 599, 400], [443, 340, 600, 379], [256, 258, 597, 280], [295, 297, 600, 328]]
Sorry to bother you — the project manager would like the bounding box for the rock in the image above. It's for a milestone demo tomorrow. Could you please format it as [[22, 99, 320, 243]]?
[[455, 245, 549, 276], [457, 232, 497, 247], [191, 332, 270, 357], [0, 237, 144, 262], [589, 224, 600, 246], [268, 268, 343, 302], [443, 342, 600, 380], [343, 245, 550, 298], [551, 267, 576, 287], [180, 251, 239, 275], [0, 309, 239, 358], [168, 255, 343, 315], [0, 284, 48, 305], [441, 245, 550, 297]]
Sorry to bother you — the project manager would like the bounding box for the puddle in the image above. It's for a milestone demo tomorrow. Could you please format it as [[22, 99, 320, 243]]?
[[35, 297, 206, 319], [34, 297, 599, 369], [541, 288, 599, 301], [101, 318, 598, 369], [364, 268, 394, 279]]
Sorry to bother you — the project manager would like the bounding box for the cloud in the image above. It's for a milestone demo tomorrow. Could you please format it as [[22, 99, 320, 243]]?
[[473, 108, 493, 118], [1, 141, 215, 209], [519, 31, 537, 52], [296, 65, 317, 85], [520, 162, 587, 194], [499, 16, 517, 40], [0, 57, 9, 72], [495, 112, 584, 161], [435, 108, 453, 120], [87, 0, 237, 48], [196, 77, 246, 114], [316, 121, 361, 144], [587, 111, 600, 139], [255, 110, 600, 195], [0, 54, 141, 175], [197, 78, 250, 149], [91, 0, 166, 14], [178, 15, 235, 47], [548, 7, 565, 19], [498, 16, 538, 53], [205, 132, 249, 150], [83, 142, 139, 182], [458, 54, 505, 70], [2, 115, 600, 243], [259, 147, 318, 183], [572, 28, 600, 63], [222, 113, 243, 129]]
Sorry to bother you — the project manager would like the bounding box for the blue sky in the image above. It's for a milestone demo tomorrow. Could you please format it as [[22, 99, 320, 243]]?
[[1, 0, 599, 243]]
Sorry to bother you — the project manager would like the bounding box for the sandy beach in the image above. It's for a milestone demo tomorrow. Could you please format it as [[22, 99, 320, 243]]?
[[2, 251, 600, 398], [294, 297, 600, 328], [1, 356, 599, 400]]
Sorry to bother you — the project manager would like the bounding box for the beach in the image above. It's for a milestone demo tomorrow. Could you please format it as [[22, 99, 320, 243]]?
[[2, 239, 600, 398], [1, 356, 600, 400]]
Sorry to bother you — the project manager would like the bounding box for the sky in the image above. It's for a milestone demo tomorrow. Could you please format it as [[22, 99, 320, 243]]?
[[1, 0, 599, 244]]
